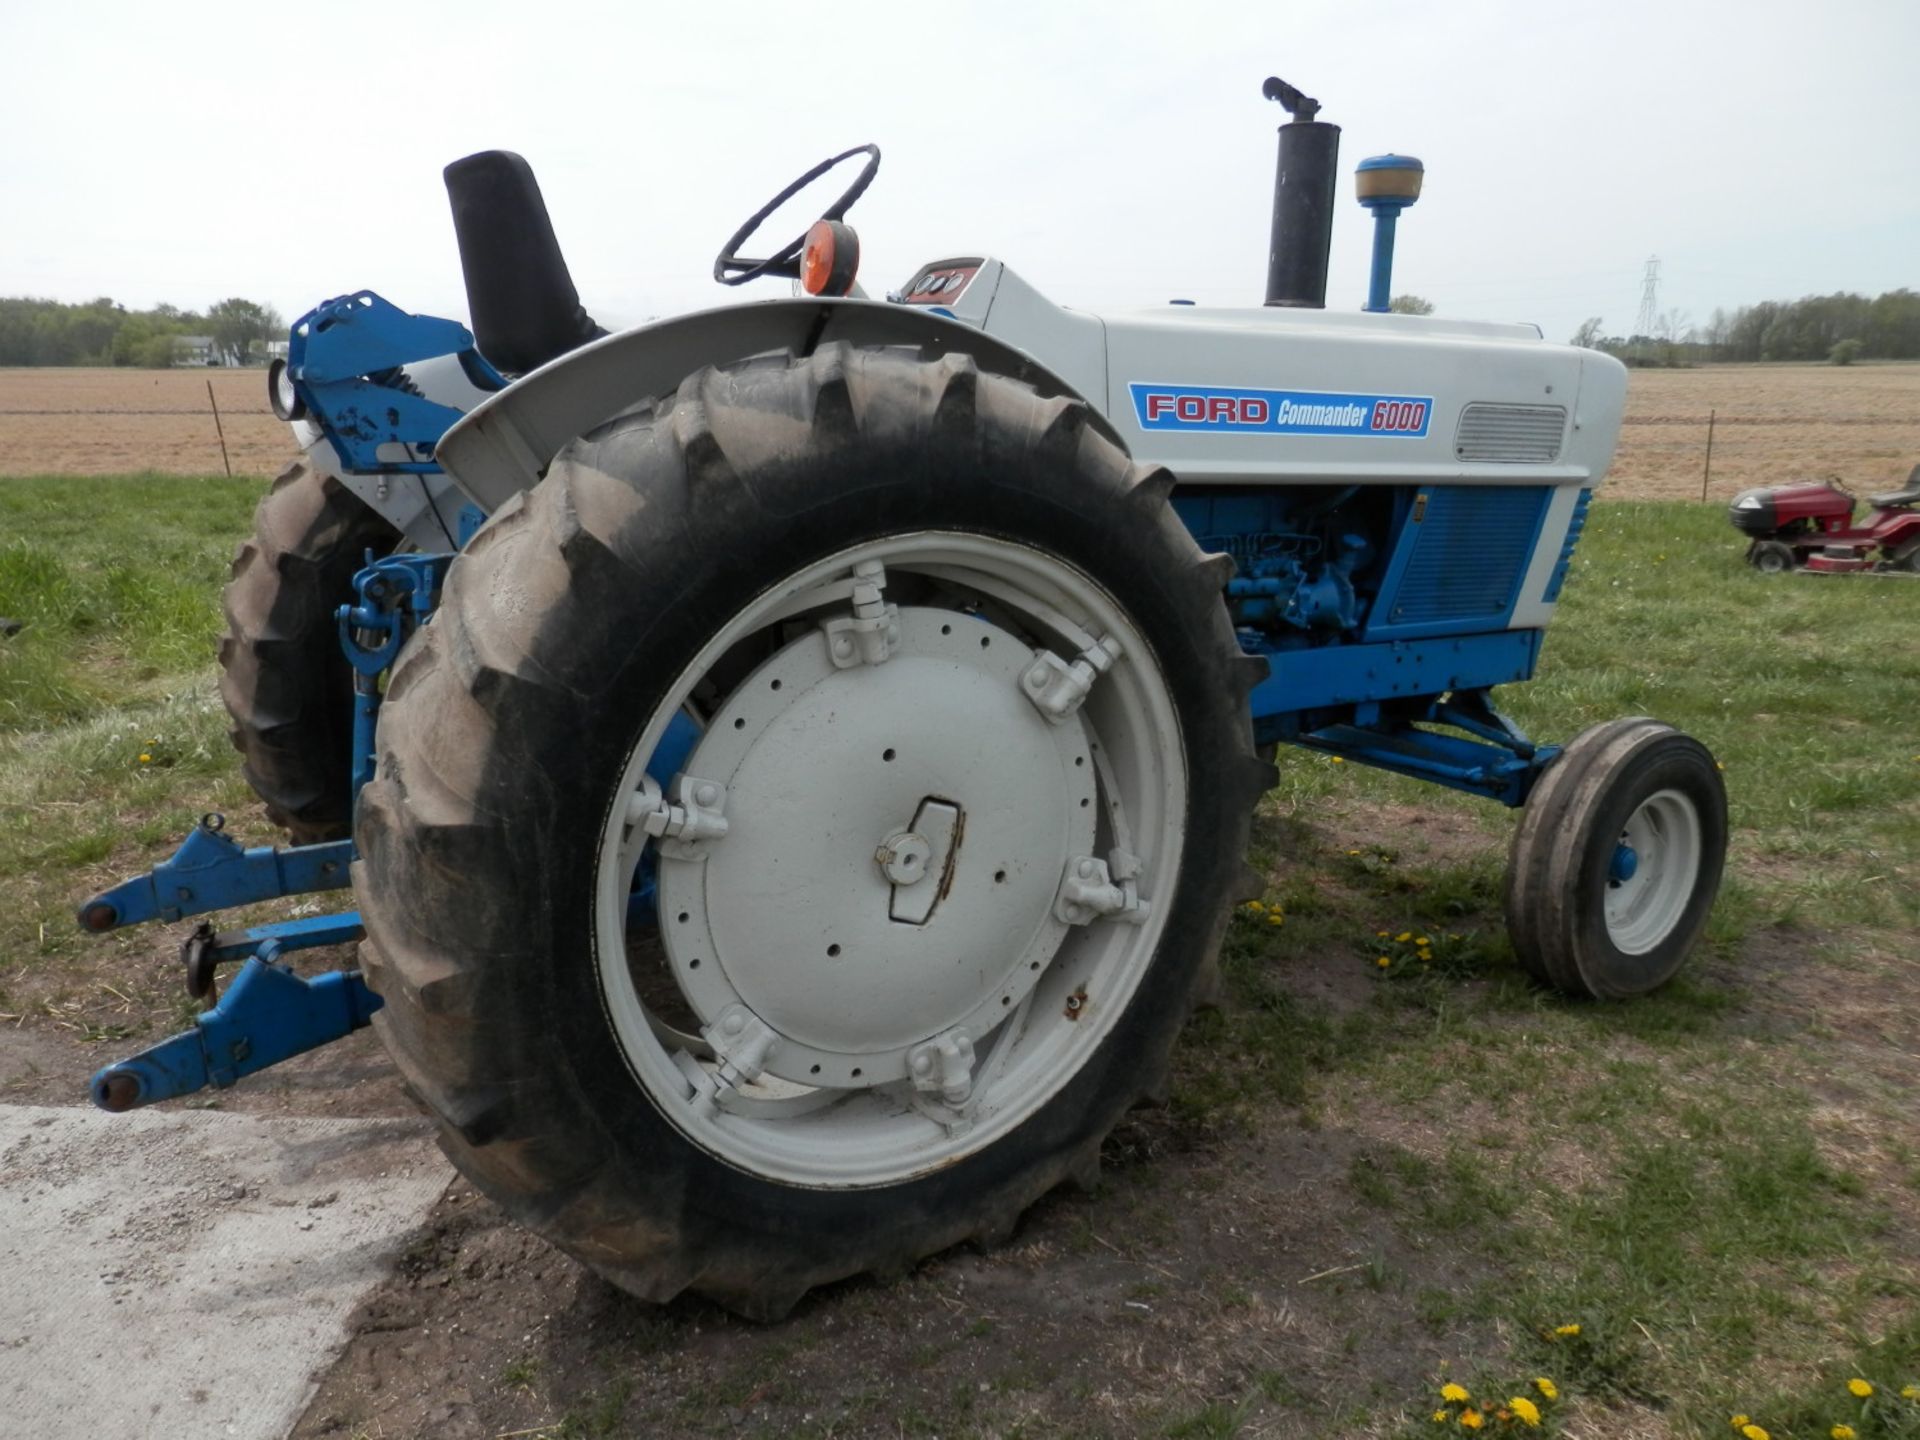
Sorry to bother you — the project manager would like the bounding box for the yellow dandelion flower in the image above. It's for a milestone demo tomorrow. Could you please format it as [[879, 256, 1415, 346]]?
[[1376, 929, 1391, 938], [1440, 1383, 1470, 1404], [1458, 1411, 1482, 1430], [1397, 931, 1413, 943], [1268, 913, 1284, 926], [138, 753, 151, 764], [1377, 956, 1392, 968], [1553, 1323, 1580, 1337], [1509, 1396, 1541, 1426], [1348, 849, 1361, 856], [1740, 1426, 1769, 1440], [1903, 1384, 1920, 1400], [1432, 1411, 1449, 1424], [1848, 1378, 1873, 1399], [1246, 900, 1265, 912], [1416, 935, 1430, 944], [1716, 760, 1727, 771], [1330, 756, 1345, 764], [1731, 1419, 1749, 1430], [1831, 1426, 1857, 1440], [1534, 1378, 1557, 1401]]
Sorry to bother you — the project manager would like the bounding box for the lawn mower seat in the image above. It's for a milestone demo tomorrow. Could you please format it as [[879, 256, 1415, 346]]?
[[1867, 464, 1920, 510], [443, 150, 607, 376]]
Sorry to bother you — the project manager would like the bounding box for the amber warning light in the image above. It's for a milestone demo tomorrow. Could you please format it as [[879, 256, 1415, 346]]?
[[800, 220, 861, 297]]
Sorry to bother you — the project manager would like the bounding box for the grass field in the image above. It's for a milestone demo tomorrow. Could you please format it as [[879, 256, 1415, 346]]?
[[4, 474, 1920, 1438]]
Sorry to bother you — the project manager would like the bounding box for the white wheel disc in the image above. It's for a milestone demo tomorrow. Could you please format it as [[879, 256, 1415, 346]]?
[[593, 534, 1187, 1189], [1602, 788, 1703, 955]]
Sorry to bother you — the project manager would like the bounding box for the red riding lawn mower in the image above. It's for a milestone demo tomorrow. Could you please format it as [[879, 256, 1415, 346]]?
[[1729, 463, 1920, 574]]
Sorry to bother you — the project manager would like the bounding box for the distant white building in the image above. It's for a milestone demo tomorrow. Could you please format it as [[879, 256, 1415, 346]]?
[[172, 335, 247, 367]]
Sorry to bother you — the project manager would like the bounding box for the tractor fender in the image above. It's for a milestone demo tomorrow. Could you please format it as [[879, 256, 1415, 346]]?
[[435, 298, 1118, 512]]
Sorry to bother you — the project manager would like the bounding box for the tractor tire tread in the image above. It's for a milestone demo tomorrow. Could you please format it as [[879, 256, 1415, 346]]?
[[356, 342, 1265, 1318], [219, 459, 400, 842]]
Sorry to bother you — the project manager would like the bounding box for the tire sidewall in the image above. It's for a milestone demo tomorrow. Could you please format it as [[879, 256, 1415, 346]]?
[[1568, 736, 1727, 999], [402, 363, 1255, 1276]]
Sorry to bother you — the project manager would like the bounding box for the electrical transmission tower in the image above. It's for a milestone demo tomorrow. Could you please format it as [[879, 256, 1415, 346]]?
[[1634, 255, 1661, 340]]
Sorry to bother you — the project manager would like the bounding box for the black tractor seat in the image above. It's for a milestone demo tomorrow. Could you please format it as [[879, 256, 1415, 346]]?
[[1868, 465, 1920, 510]]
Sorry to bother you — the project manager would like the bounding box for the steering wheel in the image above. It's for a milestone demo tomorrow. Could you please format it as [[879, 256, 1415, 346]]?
[[713, 144, 881, 286]]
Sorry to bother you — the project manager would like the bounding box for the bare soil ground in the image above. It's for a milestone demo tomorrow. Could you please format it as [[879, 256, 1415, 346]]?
[[1609, 361, 1920, 502], [5, 361, 1917, 501], [0, 367, 295, 476]]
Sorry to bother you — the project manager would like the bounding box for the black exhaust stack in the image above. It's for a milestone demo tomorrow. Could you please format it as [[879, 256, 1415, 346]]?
[[1262, 78, 1341, 309], [443, 150, 606, 376]]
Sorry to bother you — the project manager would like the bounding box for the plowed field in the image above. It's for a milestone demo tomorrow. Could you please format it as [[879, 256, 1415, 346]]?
[[3, 362, 1917, 499], [0, 367, 293, 477]]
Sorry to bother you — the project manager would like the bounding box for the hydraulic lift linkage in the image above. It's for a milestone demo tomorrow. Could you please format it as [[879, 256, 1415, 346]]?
[[77, 553, 450, 1113]]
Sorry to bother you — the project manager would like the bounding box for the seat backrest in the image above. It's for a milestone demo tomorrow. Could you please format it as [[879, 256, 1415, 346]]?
[[444, 151, 606, 376]]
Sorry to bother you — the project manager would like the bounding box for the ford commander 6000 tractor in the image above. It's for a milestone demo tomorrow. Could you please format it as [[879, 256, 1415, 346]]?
[[78, 80, 1726, 1317]]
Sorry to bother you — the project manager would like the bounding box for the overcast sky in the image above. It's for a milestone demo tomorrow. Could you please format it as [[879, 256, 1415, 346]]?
[[3, 0, 1915, 347]]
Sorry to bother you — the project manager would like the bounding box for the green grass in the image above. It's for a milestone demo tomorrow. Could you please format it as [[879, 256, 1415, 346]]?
[[5, 479, 1918, 1437], [0, 474, 266, 1012], [1271, 500, 1920, 935]]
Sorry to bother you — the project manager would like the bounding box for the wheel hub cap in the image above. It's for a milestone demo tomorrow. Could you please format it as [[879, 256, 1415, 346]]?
[[657, 606, 1097, 1086]]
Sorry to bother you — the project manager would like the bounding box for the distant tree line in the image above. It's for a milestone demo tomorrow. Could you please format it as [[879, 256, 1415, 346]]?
[[1569, 289, 1920, 367], [0, 296, 285, 368]]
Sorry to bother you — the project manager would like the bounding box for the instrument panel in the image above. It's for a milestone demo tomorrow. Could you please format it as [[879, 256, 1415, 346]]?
[[898, 259, 982, 305]]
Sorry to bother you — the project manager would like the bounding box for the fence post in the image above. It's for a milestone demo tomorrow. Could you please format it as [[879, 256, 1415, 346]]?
[[1700, 408, 1715, 503], [207, 378, 233, 478]]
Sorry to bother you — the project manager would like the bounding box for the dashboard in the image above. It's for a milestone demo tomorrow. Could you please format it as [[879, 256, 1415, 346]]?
[[897, 259, 983, 305]]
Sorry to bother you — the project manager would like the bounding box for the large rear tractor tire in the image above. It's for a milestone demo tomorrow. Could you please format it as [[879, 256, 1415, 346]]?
[[1505, 718, 1727, 999], [354, 345, 1271, 1318]]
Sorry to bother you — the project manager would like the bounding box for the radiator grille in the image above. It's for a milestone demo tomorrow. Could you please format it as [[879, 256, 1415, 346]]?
[[1542, 488, 1594, 603], [1384, 486, 1549, 626], [1454, 403, 1567, 463]]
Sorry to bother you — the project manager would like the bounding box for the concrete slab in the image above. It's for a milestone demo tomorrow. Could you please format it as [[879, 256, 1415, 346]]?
[[0, 1103, 449, 1440]]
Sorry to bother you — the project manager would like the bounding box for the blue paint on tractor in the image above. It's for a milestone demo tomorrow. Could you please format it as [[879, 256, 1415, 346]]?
[[1363, 486, 1552, 639], [90, 951, 381, 1112], [338, 552, 455, 797], [77, 819, 352, 932], [1129, 383, 1432, 438], [285, 293, 480, 474], [1543, 489, 1593, 603], [1610, 843, 1639, 884], [1247, 628, 1543, 722]]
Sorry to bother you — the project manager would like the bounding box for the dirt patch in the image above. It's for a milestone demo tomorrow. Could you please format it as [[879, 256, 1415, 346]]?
[[0, 367, 295, 476], [0, 932, 415, 1119], [292, 1113, 1495, 1440], [1608, 361, 1920, 504], [6, 364, 1919, 505]]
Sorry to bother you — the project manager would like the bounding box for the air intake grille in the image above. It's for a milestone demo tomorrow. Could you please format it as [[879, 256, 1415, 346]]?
[[1454, 403, 1567, 463], [1383, 486, 1550, 628]]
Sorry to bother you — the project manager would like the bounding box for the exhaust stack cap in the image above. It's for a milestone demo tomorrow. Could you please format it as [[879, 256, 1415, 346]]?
[[1261, 75, 1341, 309]]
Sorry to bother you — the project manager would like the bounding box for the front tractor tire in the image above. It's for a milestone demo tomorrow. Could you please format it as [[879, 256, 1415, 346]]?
[[1504, 718, 1728, 1000], [219, 460, 400, 842], [1748, 539, 1797, 574], [354, 345, 1270, 1317]]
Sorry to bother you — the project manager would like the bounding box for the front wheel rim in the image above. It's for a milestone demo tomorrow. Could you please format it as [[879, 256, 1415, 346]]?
[[593, 533, 1188, 1189], [1602, 787, 1703, 955]]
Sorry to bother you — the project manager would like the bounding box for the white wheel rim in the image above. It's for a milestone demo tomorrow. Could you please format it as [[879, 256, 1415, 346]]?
[[593, 533, 1187, 1188], [1602, 788, 1703, 955]]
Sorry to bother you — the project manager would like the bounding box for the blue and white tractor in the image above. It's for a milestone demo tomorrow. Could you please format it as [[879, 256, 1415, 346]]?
[[78, 79, 1726, 1318]]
